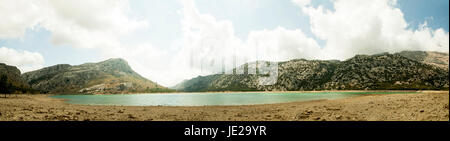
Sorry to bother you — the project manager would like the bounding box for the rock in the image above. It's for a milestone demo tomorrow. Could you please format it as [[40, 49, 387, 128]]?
[[118, 109, 124, 113], [420, 110, 425, 113], [128, 114, 136, 119]]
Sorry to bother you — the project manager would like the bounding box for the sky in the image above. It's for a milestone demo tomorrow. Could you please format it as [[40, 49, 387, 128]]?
[[0, 0, 449, 87]]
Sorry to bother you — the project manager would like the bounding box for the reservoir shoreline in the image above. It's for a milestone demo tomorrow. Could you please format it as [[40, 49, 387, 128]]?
[[49, 91, 419, 106], [53, 89, 426, 95]]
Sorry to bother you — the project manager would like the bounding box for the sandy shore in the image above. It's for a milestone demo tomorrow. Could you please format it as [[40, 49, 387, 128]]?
[[0, 91, 448, 121]]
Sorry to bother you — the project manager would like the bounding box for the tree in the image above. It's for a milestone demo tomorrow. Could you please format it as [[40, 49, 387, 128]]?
[[0, 75, 8, 98]]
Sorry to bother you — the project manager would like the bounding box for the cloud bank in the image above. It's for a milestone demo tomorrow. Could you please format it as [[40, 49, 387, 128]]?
[[0, 0, 147, 48], [0, 47, 45, 72], [293, 0, 449, 60], [176, 0, 321, 71]]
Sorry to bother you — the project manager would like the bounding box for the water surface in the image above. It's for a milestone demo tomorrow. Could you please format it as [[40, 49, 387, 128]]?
[[51, 91, 419, 106]]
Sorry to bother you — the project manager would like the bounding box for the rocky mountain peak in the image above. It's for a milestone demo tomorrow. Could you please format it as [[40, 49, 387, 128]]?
[[0, 63, 30, 93], [20, 58, 170, 94], [0, 63, 21, 76], [396, 51, 449, 69], [102, 58, 128, 64], [96, 58, 134, 74]]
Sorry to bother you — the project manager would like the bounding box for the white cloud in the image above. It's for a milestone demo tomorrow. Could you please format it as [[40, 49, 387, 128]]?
[[158, 0, 323, 86], [292, 0, 311, 7], [43, 0, 148, 49], [0, 0, 41, 39], [0, 0, 148, 49], [176, 0, 243, 74], [0, 47, 45, 73], [294, 0, 449, 60], [246, 27, 321, 61]]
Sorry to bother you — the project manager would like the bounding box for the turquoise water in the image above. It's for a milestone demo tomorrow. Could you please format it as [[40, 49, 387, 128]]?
[[51, 91, 419, 106]]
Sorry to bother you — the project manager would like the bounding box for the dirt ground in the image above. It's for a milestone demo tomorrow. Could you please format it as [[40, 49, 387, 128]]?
[[0, 91, 448, 121]]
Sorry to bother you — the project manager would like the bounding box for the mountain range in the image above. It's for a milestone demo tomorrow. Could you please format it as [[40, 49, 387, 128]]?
[[0, 51, 448, 94], [172, 51, 449, 92], [20, 58, 171, 94]]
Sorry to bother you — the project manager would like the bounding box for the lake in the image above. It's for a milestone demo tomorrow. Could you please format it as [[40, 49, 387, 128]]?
[[51, 91, 419, 106]]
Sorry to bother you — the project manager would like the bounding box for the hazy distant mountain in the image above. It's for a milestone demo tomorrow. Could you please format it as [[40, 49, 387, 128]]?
[[173, 51, 449, 92], [396, 51, 449, 69], [21, 58, 172, 94], [0, 63, 33, 93]]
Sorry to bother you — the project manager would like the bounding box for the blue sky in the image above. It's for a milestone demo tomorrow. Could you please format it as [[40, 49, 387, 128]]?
[[0, 0, 449, 86], [398, 0, 449, 31]]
